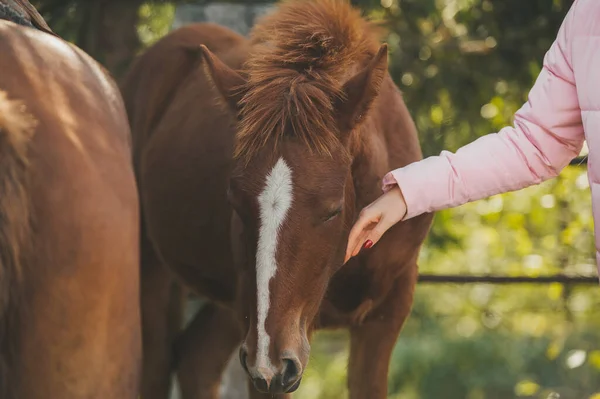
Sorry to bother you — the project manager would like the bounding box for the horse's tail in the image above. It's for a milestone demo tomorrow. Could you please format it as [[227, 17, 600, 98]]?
[[0, 90, 35, 399]]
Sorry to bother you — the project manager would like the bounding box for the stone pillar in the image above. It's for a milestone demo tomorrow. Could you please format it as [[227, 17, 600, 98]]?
[[172, 3, 274, 36]]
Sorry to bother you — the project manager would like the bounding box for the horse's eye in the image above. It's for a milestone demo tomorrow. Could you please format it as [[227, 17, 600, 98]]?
[[323, 206, 343, 222]]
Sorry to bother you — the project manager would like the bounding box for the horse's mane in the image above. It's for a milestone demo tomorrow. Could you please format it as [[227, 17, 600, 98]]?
[[0, 1, 57, 37], [234, 0, 383, 161], [0, 3, 34, 28]]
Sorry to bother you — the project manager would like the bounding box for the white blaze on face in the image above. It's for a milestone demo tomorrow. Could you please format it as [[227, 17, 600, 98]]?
[[255, 157, 293, 370]]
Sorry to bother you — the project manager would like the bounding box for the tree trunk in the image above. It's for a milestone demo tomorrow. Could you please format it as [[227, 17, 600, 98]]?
[[77, 0, 143, 79]]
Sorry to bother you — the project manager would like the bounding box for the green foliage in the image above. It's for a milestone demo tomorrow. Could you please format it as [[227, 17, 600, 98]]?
[[137, 3, 175, 47], [372, 0, 574, 156], [31, 0, 84, 43]]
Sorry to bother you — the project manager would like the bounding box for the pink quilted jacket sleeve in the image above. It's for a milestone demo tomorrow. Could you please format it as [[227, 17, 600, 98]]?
[[383, 0, 585, 221]]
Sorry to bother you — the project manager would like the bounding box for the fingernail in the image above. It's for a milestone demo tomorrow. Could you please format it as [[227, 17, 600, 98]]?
[[363, 240, 373, 249]]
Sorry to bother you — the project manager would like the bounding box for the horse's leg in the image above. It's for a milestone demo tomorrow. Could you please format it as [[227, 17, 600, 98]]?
[[175, 303, 244, 399], [140, 241, 184, 399], [347, 264, 418, 399]]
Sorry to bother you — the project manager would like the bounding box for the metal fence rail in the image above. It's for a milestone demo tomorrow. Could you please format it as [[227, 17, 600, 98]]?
[[418, 274, 598, 284]]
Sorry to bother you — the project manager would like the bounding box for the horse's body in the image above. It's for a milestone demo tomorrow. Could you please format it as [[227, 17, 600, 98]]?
[[0, 2, 141, 398], [122, 1, 432, 398]]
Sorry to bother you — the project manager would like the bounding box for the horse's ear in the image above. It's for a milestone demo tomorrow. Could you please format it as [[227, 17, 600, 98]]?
[[197, 45, 247, 113], [335, 44, 388, 137]]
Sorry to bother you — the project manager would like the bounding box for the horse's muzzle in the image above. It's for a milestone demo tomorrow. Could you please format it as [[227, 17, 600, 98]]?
[[240, 346, 303, 394]]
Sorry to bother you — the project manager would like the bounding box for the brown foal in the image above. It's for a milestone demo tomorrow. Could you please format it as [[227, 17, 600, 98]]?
[[121, 0, 433, 398]]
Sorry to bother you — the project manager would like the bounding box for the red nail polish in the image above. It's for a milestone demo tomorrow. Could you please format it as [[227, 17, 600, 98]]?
[[363, 240, 373, 249]]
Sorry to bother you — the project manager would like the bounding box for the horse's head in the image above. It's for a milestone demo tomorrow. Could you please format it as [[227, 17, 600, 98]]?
[[200, 40, 388, 394]]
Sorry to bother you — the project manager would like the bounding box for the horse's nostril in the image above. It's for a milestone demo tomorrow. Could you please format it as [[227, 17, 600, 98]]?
[[252, 376, 270, 393], [281, 357, 301, 389]]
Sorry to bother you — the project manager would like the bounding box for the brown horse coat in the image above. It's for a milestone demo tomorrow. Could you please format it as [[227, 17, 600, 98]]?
[[122, 1, 432, 398], [0, 3, 141, 398]]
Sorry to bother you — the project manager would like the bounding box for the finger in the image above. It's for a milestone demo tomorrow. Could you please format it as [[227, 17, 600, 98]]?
[[359, 217, 396, 252], [349, 224, 374, 259], [345, 209, 378, 262], [345, 210, 372, 257], [345, 228, 368, 263]]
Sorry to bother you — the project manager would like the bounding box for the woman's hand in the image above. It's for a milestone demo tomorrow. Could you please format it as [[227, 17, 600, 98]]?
[[344, 186, 407, 263]]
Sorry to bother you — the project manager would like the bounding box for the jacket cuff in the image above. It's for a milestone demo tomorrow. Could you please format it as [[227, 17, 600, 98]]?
[[381, 168, 424, 221]]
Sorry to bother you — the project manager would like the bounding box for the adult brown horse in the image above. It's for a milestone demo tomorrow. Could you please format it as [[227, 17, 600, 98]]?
[[0, 1, 141, 398], [122, 0, 433, 398]]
